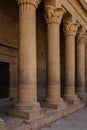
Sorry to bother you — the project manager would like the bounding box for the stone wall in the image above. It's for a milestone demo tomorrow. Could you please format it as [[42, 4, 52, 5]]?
[[0, 44, 18, 101], [0, 0, 18, 48], [0, 0, 18, 102], [0, 0, 47, 102]]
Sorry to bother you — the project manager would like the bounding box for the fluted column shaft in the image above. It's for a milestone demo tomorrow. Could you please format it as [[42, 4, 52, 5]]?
[[76, 33, 87, 99], [63, 21, 80, 104], [9, 0, 44, 120], [42, 6, 67, 109]]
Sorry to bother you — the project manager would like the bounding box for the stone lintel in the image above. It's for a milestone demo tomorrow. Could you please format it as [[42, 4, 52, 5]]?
[[44, 0, 57, 7]]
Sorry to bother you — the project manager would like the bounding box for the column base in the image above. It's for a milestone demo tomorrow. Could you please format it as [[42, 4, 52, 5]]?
[[77, 92, 87, 100], [8, 103, 44, 121], [63, 95, 80, 105], [42, 98, 67, 110]]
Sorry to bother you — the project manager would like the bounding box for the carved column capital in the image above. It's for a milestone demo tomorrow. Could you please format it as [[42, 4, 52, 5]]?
[[17, 0, 41, 8], [44, 6, 64, 24], [63, 21, 80, 36], [76, 33, 87, 44]]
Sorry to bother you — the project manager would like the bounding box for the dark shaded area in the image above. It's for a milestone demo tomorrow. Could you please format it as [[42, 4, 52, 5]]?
[[0, 62, 10, 98], [60, 20, 65, 96], [36, 1, 47, 102]]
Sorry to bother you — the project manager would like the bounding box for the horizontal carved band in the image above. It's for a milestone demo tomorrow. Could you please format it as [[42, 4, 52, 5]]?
[[44, 6, 64, 24], [63, 21, 80, 36], [17, 0, 41, 8]]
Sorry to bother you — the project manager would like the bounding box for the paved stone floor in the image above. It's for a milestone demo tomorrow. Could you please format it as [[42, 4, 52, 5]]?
[[40, 107, 87, 130]]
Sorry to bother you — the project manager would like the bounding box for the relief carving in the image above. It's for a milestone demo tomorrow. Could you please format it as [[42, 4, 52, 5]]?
[[44, 6, 64, 24], [17, 0, 41, 8], [76, 33, 87, 44], [63, 21, 80, 36]]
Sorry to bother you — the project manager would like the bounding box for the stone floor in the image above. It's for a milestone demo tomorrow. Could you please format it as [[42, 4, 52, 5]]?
[[0, 102, 86, 130], [40, 107, 87, 130]]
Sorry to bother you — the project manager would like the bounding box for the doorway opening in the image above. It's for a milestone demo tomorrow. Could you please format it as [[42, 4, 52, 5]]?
[[0, 62, 10, 98]]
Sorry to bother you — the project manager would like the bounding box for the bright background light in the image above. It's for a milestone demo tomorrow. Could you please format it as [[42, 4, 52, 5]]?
[[85, 0, 87, 2]]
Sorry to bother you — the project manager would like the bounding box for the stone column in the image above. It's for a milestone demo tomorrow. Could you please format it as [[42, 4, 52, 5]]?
[[42, 6, 67, 110], [63, 21, 80, 104], [9, 0, 44, 120], [76, 33, 87, 100]]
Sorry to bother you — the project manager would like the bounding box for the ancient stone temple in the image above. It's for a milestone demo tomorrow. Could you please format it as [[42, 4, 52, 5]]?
[[0, 0, 87, 129]]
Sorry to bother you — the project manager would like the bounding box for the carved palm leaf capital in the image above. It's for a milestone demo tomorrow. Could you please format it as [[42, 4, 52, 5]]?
[[44, 6, 64, 24], [63, 21, 80, 36], [76, 33, 87, 44]]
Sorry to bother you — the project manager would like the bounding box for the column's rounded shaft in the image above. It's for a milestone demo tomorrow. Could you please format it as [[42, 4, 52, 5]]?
[[42, 6, 67, 109], [64, 35, 75, 96], [9, 0, 44, 120], [47, 23, 61, 101], [63, 21, 80, 104], [76, 33, 86, 99], [19, 3, 37, 104]]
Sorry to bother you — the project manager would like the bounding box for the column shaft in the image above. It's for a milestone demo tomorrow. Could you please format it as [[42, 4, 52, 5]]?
[[19, 3, 37, 104], [64, 35, 75, 95], [63, 21, 80, 104], [47, 24, 60, 100], [9, 0, 44, 120], [42, 6, 67, 109], [76, 33, 86, 99]]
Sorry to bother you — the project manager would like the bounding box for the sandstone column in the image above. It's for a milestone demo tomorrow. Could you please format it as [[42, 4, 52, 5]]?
[[63, 21, 80, 104], [76, 33, 87, 100], [9, 0, 44, 120], [43, 6, 67, 109]]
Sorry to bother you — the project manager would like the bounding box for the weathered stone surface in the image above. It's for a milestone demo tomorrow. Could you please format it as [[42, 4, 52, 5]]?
[[76, 33, 87, 100], [63, 21, 80, 104], [42, 6, 66, 109], [2, 102, 86, 130], [40, 106, 87, 130], [0, 0, 87, 129], [0, 118, 6, 130]]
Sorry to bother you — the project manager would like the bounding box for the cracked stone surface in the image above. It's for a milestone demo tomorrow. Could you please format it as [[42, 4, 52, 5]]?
[[40, 107, 87, 130]]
